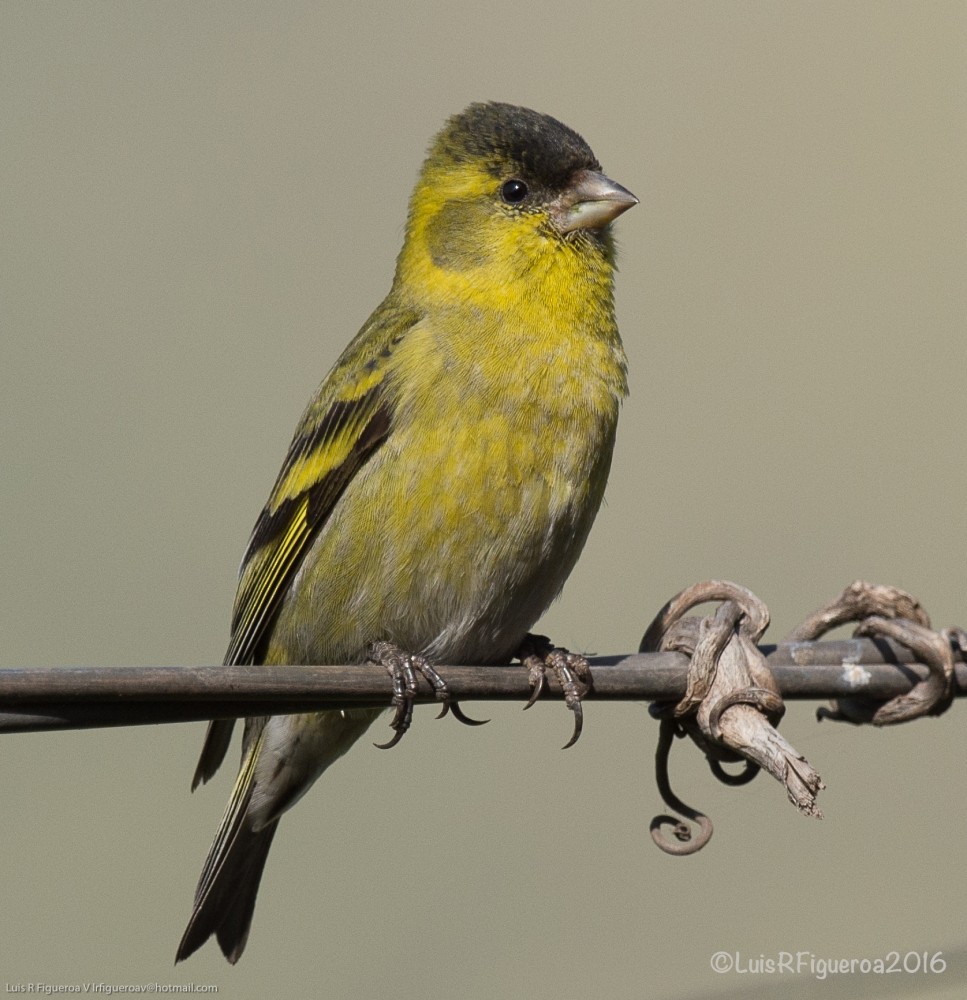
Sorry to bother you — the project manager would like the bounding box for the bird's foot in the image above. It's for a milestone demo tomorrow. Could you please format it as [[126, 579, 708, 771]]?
[[369, 640, 487, 749], [517, 633, 592, 749]]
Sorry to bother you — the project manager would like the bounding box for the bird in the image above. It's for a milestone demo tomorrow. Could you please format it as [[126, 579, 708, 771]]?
[[176, 100, 637, 963]]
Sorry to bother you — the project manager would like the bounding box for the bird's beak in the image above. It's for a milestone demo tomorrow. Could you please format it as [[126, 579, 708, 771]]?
[[552, 169, 638, 234]]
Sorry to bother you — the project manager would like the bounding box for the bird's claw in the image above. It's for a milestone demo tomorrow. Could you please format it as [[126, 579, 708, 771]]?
[[370, 640, 487, 748], [371, 641, 417, 749], [433, 699, 489, 726], [523, 663, 545, 710], [518, 635, 592, 749], [448, 701, 489, 727]]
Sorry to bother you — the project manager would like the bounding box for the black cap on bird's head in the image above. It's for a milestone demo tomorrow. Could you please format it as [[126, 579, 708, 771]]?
[[434, 102, 603, 189], [427, 101, 638, 239], [398, 101, 636, 286]]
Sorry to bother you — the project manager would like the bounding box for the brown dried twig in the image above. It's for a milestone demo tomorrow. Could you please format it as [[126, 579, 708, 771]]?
[[786, 580, 956, 725], [641, 578, 961, 856], [642, 581, 825, 855]]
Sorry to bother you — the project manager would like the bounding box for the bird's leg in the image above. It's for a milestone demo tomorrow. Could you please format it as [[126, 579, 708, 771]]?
[[517, 633, 592, 749], [369, 640, 486, 749]]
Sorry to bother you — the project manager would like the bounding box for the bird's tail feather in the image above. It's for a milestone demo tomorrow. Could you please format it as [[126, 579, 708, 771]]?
[[177, 730, 274, 964], [191, 719, 236, 790]]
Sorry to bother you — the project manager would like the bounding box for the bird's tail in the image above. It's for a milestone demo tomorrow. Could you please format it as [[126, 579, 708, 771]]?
[[191, 719, 236, 790], [180, 708, 382, 962], [177, 731, 274, 964]]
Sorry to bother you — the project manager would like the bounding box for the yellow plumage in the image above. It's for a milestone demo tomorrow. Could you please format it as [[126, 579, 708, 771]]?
[[178, 101, 636, 963]]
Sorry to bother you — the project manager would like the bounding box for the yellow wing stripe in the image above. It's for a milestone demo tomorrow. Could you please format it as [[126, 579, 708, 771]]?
[[247, 498, 309, 616], [272, 419, 362, 507], [224, 393, 392, 667], [227, 498, 310, 665]]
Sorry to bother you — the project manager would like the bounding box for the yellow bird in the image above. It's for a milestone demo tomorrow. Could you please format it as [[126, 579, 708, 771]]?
[[177, 101, 637, 963]]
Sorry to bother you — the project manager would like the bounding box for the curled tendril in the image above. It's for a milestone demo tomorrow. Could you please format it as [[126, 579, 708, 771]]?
[[787, 581, 955, 725], [708, 758, 760, 786], [650, 717, 713, 856]]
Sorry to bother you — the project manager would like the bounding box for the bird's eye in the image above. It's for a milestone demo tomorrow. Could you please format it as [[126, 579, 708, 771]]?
[[500, 179, 529, 204]]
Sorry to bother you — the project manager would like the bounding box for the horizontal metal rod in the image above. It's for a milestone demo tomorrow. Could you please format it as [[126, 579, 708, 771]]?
[[0, 638, 963, 734]]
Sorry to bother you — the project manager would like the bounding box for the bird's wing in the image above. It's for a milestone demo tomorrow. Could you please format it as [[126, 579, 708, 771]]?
[[192, 299, 420, 788]]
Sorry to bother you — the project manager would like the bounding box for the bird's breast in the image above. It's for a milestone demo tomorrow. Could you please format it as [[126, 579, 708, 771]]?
[[272, 302, 625, 667]]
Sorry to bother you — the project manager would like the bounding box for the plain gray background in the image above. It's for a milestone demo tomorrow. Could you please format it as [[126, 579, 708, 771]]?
[[2, 2, 966, 997]]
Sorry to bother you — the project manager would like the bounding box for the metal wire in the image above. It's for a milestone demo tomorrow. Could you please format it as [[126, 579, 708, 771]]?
[[0, 637, 963, 733]]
